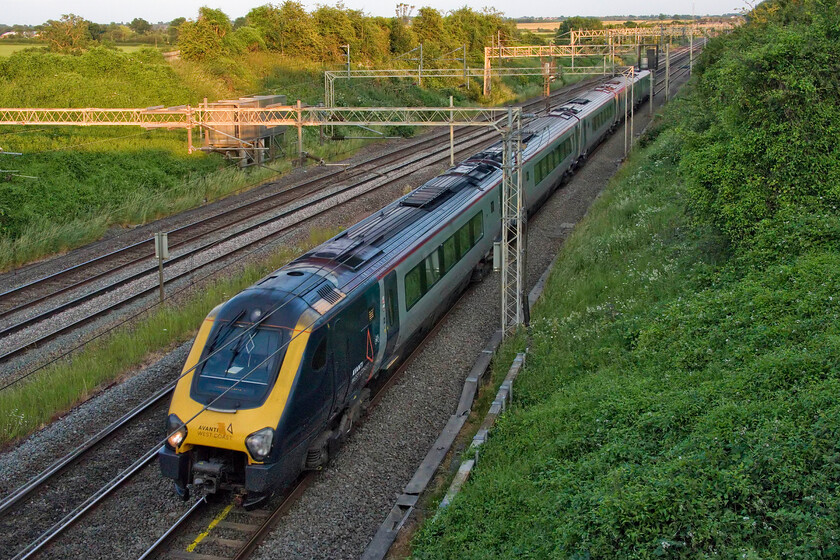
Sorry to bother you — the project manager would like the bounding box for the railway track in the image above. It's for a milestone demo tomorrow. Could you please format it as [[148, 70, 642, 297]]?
[[0, 46, 700, 560], [0, 68, 631, 376], [4, 265, 463, 560], [0, 75, 602, 314], [137, 271, 465, 560]]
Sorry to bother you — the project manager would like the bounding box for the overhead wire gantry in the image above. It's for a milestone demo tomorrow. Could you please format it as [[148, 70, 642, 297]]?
[[0, 103, 530, 334]]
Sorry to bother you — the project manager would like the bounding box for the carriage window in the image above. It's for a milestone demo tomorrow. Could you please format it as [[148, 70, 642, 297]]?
[[405, 265, 423, 310], [310, 337, 327, 371], [404, 211, 484, 311], [457, 222, 471, 258], [470, 212, 484, 244], [425, 251, 442, 288], [442, 237, 457, 272]]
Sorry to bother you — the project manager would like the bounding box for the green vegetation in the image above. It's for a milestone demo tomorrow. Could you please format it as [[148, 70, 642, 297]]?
[[0, 5, 566, 269], [411, 0, 840, 557], [0, 226, 339, 445]]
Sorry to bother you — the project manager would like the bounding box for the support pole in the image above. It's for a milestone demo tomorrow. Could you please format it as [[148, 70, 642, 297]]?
[[623, 83, 629, 157], [463, 44, 468, 88], [630, 73, 635, 147], [186, 105, 193, 154], [345, 44, 350, 77], [418, 43, 423, 87], [650, 68, 654, 116], [500, 107, 526, 336], [483, 47, 491, 96], [665, 43, 670, 102], [203, 98, 208, 146], [449, 96, 455, 166], [296, 99, 303, 165], [689, 28, 694, 75]]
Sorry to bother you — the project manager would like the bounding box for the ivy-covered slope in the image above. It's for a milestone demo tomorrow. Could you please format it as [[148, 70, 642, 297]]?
[[410, 1, 840, 557]]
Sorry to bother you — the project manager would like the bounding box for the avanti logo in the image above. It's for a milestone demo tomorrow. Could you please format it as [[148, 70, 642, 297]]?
[[197, 423, 234, 440]]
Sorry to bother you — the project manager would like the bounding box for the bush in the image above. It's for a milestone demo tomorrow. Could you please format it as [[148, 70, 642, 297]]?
[[680, 0, 840, 246]]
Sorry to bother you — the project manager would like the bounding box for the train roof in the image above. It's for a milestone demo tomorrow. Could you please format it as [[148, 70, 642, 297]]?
[[248, 72, 648, 315]]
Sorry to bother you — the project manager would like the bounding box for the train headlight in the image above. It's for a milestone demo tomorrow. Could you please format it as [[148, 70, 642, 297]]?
[[166, 414, 187, 449], [245, 427, 274, 461]]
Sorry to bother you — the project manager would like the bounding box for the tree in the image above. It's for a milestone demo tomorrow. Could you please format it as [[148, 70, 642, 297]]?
[[246, 2, 321, 57], [130, 18, 151, 35], [555, 16, 603, 43], [315, 4, 357, 61], [104, 24, 134, 43], [177, 7, 232, 61], [168, 17, 185, 44], [88, 22, 106, 41], [395, 3, 414, 23], [444, 7, 514, 57], [412, 7, 453, 59], [388, 17, 416, 55], [41, 14, 92, 53], [230, 26, 265, 53]]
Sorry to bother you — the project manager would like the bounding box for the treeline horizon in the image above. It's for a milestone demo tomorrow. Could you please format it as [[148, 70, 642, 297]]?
[[4, 4, 529, 65], [1, 6, 738, 55]]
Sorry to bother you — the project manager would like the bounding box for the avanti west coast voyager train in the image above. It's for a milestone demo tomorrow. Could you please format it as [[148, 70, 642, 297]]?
[[159, 71, 651, 508]]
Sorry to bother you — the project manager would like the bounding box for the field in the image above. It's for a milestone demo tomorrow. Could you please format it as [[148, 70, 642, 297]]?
[[515, 21, 560, 35], [0, 42, 166, 57], [0, 42, 39, 56]]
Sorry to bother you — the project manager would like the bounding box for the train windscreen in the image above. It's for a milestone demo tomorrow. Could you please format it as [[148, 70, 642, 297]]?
[[194, 322, 289, 406]]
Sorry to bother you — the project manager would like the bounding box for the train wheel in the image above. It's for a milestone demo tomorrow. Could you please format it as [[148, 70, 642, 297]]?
[[304, 430, 332, 470]]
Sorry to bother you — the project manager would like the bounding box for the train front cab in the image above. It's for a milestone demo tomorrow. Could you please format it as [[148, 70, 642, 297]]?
[[160, 278, 382, 508], [159, 288, 320, 507]]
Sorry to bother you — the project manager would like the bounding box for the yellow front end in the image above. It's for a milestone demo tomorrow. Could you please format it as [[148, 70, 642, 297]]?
[[167, 309, 316, 465]]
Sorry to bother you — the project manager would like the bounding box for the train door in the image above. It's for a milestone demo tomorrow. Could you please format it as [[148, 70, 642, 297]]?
[[331, 317, 351, 414], [383, 271, 400, 359], [330, 284, 381, 408]]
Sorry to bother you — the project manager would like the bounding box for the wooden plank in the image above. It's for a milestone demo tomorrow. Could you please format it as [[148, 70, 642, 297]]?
[[215, 521, 258, 533], [169, 552, 230, 560], [204, 537, 248, 548]]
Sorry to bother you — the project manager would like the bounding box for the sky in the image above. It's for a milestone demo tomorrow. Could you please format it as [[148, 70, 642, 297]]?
[[5, 0, 744, 26]]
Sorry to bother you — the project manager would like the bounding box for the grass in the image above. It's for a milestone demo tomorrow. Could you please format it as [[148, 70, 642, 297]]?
[[0, 43, 40, 57], [410, 94, 840, 557], [0, 47, 556, 269], [0, 226, 339, 445]]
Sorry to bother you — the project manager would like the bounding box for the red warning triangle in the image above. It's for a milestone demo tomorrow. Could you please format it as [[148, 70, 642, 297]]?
[[365, 328, 375, 363]]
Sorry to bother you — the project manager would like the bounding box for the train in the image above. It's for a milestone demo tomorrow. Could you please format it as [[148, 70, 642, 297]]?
[[159, 71, 651, 508]]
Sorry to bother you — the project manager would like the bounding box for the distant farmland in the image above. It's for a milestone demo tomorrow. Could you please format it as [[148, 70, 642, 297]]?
[[516, 21, 561, 35]]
